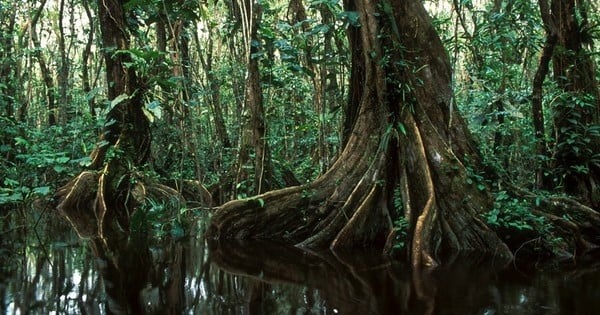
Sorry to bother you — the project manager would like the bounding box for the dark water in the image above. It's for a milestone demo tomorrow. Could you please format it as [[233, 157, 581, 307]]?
[[2, 210, 600, 315]]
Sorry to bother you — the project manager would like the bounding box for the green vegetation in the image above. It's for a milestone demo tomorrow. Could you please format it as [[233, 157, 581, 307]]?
[[0, 0, 599, 260]]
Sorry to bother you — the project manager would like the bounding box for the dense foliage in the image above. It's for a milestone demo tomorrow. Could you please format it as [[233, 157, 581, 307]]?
[[1, 0, 599, 254]]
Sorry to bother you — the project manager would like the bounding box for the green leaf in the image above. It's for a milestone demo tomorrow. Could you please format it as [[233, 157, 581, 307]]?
[[338, 11, 360, 27], [144, 100, 163, 121], [311, 24, 330, 35], [33, 186, 51, 196], [3, 178, 19, 187], [53, 165, 67, 173], [397, 123, 406, 135], [56, 156, 70, 164], [14, 137, 29, 147], [71, 157, 92, 167], [257, 198, 265, 208], [86, 87, 102, 101], [110, 93, 130, 109]]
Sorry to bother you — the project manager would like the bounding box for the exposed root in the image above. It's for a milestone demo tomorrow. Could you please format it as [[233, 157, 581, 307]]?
[[56, 170, 211, 241], [501, 184, 600, 256], [331, 173, 392, 249], [55, 171, 99, 238], [406, 112, 439, 269]]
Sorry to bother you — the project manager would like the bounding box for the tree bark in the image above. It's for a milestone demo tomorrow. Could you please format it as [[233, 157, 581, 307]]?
[[56, 0, 69, 122], [89, 0, 151, 169], [207, 0, 513, 268]]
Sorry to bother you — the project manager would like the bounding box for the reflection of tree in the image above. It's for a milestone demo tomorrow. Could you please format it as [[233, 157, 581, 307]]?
[[1, 241, 105, 314], [63, 205, 204, 314], [87, 234, 152, 314], [207, 240, 522, 315], [76, 231, 196, 314], [5, 213, 600, 313], [208, 240, 414, 314]]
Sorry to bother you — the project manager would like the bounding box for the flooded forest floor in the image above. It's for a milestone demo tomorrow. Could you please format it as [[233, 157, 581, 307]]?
[[2, 206, 600, 314]]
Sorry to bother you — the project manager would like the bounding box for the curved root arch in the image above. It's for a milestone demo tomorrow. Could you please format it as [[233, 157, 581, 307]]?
[[55, 169, 210, 241]]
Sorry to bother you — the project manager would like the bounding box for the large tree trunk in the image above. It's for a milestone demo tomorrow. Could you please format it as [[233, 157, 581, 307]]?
[[207, 0, 513, 268]]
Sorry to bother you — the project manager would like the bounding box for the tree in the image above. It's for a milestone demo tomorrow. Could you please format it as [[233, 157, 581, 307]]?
[[56, 0, 152, 236], [0, 2, 17, 118], [543, 0, 600, 207], [55, 0, 213, 238], [29, 0, 58, 125], [81, 0, 96, 117], [207, 0, 515, 268], [233, 0, 275, 196]]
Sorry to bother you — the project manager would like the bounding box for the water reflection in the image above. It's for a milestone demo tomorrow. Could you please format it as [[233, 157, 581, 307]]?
[[2, 213, 600, 314]]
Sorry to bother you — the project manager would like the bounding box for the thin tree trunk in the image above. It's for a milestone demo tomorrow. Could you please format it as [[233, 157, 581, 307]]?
[[0, 3, 17, 118], [81, 0, 96, 117], [246, 3, 272, 194], [199, 32, 231, 148], [531, 0, 556, 189], [234, 0, 274, 195], [28, 0, 57, 125], [31, 29, 56, 126], [57, 0, 69, 121]]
